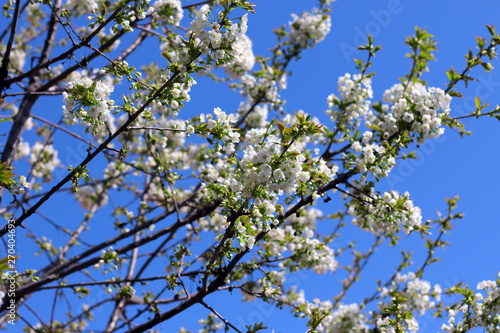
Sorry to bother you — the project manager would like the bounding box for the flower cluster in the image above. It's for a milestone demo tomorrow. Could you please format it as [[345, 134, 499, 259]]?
[[348, 190, 422, 235], [184, 4, 249, 68], [8, 175, 31, 195], [236, 64, 286, 116], [238, 129, 309, 197], [238, 103, 268, 128], [326, 73, 373, 135], [265, 225, 338, 274], [324, 303, 370, 332], [62, 77, 115, 135], [367, 82, 452, 143], [295, 298, 334, 329], [252, 270, 287, 300], [288, 9, 332, 49], [351, 130, 397, 178], [108, 0, 154, 33], [224, 34, 255, 78], [441, 276, 500, 332], [152, 0, 183, 27], [199, 107, 240, 154], [14, 139, 30, 160], [376, 317, 419, 333], [35, 236, 56, 257], [154, 76, 197, 118], [63, 0, 98, 16], [295, 298, 369, 333], [379, 272, 442, 316], [9, 47, 26, 70], [29, 142, 60, 181], [93, 246, 125, 274]]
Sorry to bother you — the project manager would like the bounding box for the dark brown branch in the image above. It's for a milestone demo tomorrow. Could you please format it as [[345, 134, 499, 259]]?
[[0, 0, 22, 91]]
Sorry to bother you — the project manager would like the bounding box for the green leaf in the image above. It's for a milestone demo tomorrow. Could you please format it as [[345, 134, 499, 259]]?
[[245, 322, 267, 333], [100, 2, 106, 16], [481, 62, 493, 72], [242, 2, 256, 14], [448, 91, 463, 98], [0, 161, 15, 187], [0, 257, 9, 272], [487, 24, 496, 36]]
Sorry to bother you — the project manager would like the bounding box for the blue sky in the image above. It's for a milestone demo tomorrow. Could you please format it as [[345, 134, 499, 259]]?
[[2, 0, 500, 332]]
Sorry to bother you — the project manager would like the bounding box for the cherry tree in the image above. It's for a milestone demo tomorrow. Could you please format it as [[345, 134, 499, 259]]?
[[0, 0, 499, 332]]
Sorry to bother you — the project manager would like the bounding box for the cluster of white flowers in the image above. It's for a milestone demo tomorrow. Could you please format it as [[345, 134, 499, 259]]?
[[225, 34, 255, 78], [9, 175, 31, 195], [18, 175, 31, 190], [379, 272, 442, 316], [200, 107, 240, 153], [441, 277, 500, 332], [349, 190, 422, 235], [204, 111, 336, 251], [285, 207, 323, 229], [35, 236, 55, 255], [108, 0, 154, 33], [376, 317, 394, 333], [326, 73, 373, 133], [196, 212, 229, 236], [93, 246, 125, 274], [25, 1, 43, 21], [152, 0, 183, 27], [238, 130, 309, 197], [62, 77, 115, 134], [29, 142, 60, 180], [0, 43, 25, 70], [238, 103, 268, 128], [14, 139, 30, 160], [198, 157, 231, 189], [156, 77, 197, 118], [351, 130, 397, 177], [253, 270, 287, 299], [184, 4, 249, 68], [10, 48, 26, 70], [296, 298, 364, 333], [63, 0, 99, 15], [297, 298, 332, 318], [367, 82, 452, 143], [265, 225, 338, 274], [288, 9, 331, 49], [407, 316, 420, 331], [237, 63, 286, 113], [319, 303, 370, 332]]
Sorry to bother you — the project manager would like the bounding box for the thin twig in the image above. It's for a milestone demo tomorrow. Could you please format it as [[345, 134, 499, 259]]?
[[200, 300, 243, 333], [30, 114, 93, 145]]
